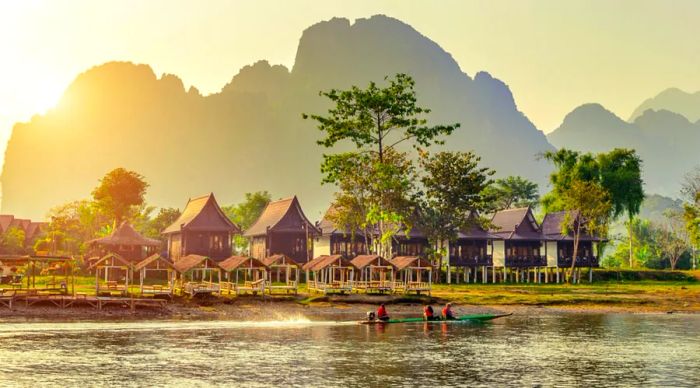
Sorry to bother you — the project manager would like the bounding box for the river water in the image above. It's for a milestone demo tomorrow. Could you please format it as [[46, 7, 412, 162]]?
[[0, 313, 698, 387]]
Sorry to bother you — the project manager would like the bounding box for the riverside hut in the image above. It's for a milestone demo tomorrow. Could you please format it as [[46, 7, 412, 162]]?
[[449, 217, 501, 284], [313, 205, 369, 258], [350, 255, 395, 293], [88, 222, 160, 262], [162, 193, 240, 262], [218, 256, 268, 295], [303, 255, 354, 294], [172, 254, 221, 296], [245, 196, 320, 264], [133, 254, 176, 298], [541, 211, 605, 283], [0, 255, 74, 294], [391, 256, 433, 295], [262, 254, 300, 294], [392, 226, 430, 257], [490, 207, 546, 283], [89, 253, 132, 296]]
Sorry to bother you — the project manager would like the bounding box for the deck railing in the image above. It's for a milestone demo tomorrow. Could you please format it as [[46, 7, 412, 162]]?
[[449, 255, 493, 267], [505, 255, 547, 268], [557, 256, 599, 268]]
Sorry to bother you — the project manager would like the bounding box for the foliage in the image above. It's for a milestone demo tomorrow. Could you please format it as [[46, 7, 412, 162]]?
[[656, 210, 690, 270], [1, 227, 26, 254], [92, 168, 149, 225], [43, 200, 110, 255], [481, 176, 539, 212], [680, 165, 700, 203], [222, 191, 272, 253], [417, 151, 494, 266], [559, 179, 612, 281], [138, 207, 181, 243]]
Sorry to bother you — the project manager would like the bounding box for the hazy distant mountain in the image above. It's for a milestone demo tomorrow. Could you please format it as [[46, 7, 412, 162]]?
[[548, 103, 700, 197], [1, 15, 555, 220], [629, 88, 700, 123]]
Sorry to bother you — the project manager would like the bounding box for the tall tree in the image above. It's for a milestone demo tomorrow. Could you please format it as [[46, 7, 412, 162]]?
[[418, 151, 495, 280], [657, 210, 689, 271], [304, 74, 457, 255], [481, 176, 539, 212], [222, 191, 272, 253], [92, 168, 149, 225], [683, 204, 700, 270], [559, 179, 611, 282]]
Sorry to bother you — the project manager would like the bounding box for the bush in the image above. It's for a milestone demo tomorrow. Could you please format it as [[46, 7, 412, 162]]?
[[593, 269, 696, 282]]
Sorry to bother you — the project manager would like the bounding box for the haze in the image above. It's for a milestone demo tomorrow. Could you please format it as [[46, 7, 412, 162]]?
[[2, 0, 699, 142]]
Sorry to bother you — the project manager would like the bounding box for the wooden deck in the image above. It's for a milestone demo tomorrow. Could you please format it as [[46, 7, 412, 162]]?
[[0, 293, 167, 311]]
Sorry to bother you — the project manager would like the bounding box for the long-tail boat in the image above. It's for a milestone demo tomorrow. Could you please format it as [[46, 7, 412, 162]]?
[[358, 313, 511, 325]]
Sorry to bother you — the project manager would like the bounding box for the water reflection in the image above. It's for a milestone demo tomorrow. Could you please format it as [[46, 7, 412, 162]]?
[[0, 314, 698, 387]]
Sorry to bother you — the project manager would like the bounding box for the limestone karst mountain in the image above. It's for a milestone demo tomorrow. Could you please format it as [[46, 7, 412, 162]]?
[[1, 15, 556, 219], [548, 103, 700, 197], [629, 87, 700, 123]]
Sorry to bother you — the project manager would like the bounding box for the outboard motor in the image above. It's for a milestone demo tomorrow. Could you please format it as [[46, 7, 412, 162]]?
[[366, 311, 376, 321]]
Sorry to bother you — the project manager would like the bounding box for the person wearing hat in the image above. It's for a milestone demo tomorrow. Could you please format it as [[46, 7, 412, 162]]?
[[442, 303, 456, 320]]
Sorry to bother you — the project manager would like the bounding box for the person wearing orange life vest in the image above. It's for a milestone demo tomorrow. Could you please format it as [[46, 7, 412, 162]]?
[[442, 303, 456, 320], [377, 303, 390, 321], [423, 304, 436, 321]]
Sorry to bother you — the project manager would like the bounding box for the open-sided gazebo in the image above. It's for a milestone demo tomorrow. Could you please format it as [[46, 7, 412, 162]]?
[[218, 256, 268, 295], [0, 255, 74, 295], [262, 254, 300, 294], [89, 253, 132, 296], [390, 256, 433, 295], [88, 222, 160, 262], [133, 254, 176, 298], [350, 255, 395, 293], [303, 255, 354, 294], [172, 254, 221, 296]]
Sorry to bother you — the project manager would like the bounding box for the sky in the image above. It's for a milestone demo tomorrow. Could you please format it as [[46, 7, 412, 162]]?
[[1, 0, 699, 150]]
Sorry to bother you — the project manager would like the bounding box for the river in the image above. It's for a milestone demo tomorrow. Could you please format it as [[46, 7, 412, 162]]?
[[0, 313, 698, 387]]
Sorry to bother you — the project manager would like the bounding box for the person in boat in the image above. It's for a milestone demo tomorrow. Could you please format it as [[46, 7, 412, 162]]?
[[377, 303, 390, 321], [423, 304, 436, 321], [442, 303, 456, 320]]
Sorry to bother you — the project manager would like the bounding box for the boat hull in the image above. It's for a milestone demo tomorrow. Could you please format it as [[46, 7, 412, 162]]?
[[358, 313, 511, 325]]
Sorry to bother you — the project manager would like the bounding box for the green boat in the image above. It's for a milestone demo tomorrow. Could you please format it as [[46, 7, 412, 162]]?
[[358, 313, 511, 325]]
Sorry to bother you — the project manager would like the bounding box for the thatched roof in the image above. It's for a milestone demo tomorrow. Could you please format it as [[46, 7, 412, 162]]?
[[90, 222, 161, 247], [88, 253, 132, 270], [219, 256, 268, 272], [172, 254, 218, 273], [391, 256, 433, 270], [134, 253, 174, 272], [489, 207, 542, 240], [244, 196, 319, 237], [163, 193, 240, 235], [261, 254, 300, 267], [302, 255, 349, 271], [350, 255, 394, 270]]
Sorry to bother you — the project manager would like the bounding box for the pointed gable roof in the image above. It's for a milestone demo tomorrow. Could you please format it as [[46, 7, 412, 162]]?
[[162, 193, 240, 235], [302, 254, 349, 271], [90, 222, 161, 246], [350, 255, 395, 270], [391, 256, 433, 270], [541, 210, 603, 241], [489, 207, 542, 240], [244, 196, 320, 237], [25, 222, 47, 239], [0, 215, 14, 233], [457, 212, 501, 240], [218, 256, 268, 272], [134, 253, 174, 272], [172, 254, 219, 273], [262, 254, 301, 267]]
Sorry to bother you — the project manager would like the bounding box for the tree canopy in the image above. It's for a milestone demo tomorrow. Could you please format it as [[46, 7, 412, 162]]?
[[222, 191, 272, 253], [481, 176, 539, 212], [92, 168, 149, 225]]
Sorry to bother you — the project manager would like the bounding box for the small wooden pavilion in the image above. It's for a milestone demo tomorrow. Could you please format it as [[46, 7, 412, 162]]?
[[303, 255, 354, 294], [88, 222, 161, 262], [262, 254, 301, 294], [350, 255, 396, 293], [391, 256, 433, 295], [89, 253, 132, 296], [133, 253, 176, 298], [0, 255, 74, 295], [245, 196, 320, 264], [162, 193, 241, 262], [218, 256, 268, 295], [172, 254, 221, 296]]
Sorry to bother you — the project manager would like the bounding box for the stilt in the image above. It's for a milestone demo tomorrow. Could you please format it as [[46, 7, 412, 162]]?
[[556, 268, 560, 283], [589, 267, 593, 283], [492, 266, 496, 284]]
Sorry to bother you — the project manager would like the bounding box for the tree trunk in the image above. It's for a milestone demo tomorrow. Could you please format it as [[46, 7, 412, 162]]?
[[569, 225, 580, 284], [628, 216, 634, 268]]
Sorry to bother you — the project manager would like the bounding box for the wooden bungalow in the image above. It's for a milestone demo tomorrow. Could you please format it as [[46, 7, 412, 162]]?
[[88, 222, 161, 262], [262, 254, 301, 294], [303, 255, 354, 294], [244, 196, 320, 264], [350, 255, 395, 293], [162, 193, 241, 262], [89, 253, 132, 296], [541, 211, 604, 283], [172, 254, 222, 296], [313, 205, 369, 258], [133, 254, 176, 298], [490, 207, 547, 283], [449, 217, 501, 283], [390, 256, 433, 295], [218, 256, 268, 295], [391, 226, 430, 258]]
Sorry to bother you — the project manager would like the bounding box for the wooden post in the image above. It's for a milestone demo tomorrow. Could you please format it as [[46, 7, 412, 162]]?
[[589, 267, 593, 283]]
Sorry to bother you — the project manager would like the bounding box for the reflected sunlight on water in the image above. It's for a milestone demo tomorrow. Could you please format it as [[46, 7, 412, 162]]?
[[0, 313, 698, 387]]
